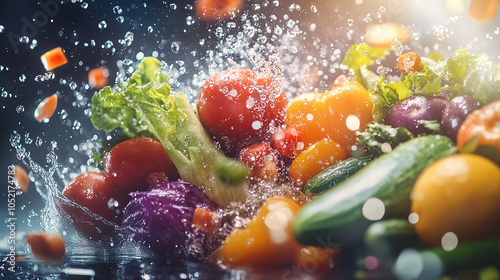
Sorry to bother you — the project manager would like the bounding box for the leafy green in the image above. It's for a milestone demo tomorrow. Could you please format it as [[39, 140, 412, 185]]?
[[90, 57, 249, 207], [341, 43, 390, 90], [351, 46, 500, 122], [357, 123, 415, 157]]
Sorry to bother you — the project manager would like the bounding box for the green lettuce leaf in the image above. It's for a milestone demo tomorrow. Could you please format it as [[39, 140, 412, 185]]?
[[91, 57, 249, 207], [341, 43, 390, 90]]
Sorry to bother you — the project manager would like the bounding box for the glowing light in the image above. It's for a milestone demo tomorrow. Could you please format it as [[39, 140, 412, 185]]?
[[362, 197, 385, 221]]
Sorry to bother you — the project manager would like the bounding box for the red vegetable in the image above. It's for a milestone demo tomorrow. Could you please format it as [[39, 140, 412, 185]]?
[[61, 172, 128, 224], [103, 137, 179, 192], [197, 68, 288, 155], [271, 126, 303, 159], [238, 142, 278, 182]]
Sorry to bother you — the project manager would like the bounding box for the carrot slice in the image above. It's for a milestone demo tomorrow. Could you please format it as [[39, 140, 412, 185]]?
[[192, 207, 218, 233], [14, 165, 29, 193], [40, 47, 68, 71], [195, 0, 244, 22], [397, 52, 424, 73], [88, 66, 109, 89], [26, 232, 66, 264], [34, 94, 58, 123]]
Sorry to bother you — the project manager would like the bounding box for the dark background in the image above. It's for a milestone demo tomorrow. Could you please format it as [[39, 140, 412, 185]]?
[[1, 0, 499, 255]]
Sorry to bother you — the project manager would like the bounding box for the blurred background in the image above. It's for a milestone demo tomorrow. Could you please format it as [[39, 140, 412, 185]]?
[[1, 0, 499, 249]]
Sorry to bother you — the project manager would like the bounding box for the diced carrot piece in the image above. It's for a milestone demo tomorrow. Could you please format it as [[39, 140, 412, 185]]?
[[26, 232, 66, 264], [195, 0, 244, 22], [469, 0, 499, 21], [192, 207, 218, 233], [34, 94, 58, 123], [88, 66, 109, 89], [40, 47, 68, 71], [331, 74, 349, 89], [365, 23, 410, 48], [14, 165, 29, 193], [397, 52, 424, 73]]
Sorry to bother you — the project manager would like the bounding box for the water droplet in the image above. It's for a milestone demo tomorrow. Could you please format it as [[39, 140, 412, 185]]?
[[113, 5, 122, 14], [81, 2, 88, 9], [310, 4, 318, 13], [35, 137, 43, 147], [60, 109, 68, 120], [0, 25, 4, 33], [391, 38, 404, 56], [102, 40, 113, 49], [19, 74, 26, 82], [29, 39, 38, 49], [347, 19, 354, 26], [121, 31, 134, 46], [46, 150, 57, 164], [147, 26, 154, 33], [16, 105, 24, 113], [116, 16, 124, 23], [98, 21, 107, 29], [215, 27, 224, 38], [69, 81, 77, 90], [171, 42, 180, 53], [19, 36, 29, 44], [186, 16, 195, 25], [170, 3, 177, 10]]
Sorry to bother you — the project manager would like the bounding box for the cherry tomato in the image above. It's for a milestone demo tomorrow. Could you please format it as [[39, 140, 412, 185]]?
[[457, 100, 500, 155], [61, 172, 128, 224], [271, 126, 303, 159], [197, 69, 288, 155], [238, 142, 278, 182], [103, 137, 179, 192]]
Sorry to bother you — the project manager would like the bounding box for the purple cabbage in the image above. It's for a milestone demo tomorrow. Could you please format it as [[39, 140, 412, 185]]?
[[121, 181, 218, 257]]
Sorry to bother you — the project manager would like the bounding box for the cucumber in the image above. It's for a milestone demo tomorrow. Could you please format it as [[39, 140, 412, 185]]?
[[393, 236, 500, 279], [303, 156, 372, 196], [364, 219, 422, 257], [293, 135, 456, 247]]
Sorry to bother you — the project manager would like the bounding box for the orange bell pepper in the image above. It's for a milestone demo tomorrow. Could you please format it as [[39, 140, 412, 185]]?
[[213, 195, 339, 270], [40, 47, 68, 71], [288, 138, 348, 189], [214, 195, 303, 267], [285, 81, 373, 151]]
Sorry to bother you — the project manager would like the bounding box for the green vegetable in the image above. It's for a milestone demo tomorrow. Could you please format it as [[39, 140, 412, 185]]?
[[393, 236, 500, 279], [303, 156, 372, 196], [341, 43, 390, 90], [293, 135, 456, 247], [356, 123, 415, 157], [364, 219, 421, 257], [90, 57, 249, 207]]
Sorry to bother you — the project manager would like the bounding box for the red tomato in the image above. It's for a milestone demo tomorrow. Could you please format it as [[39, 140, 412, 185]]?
[[238, 142, 278, 181], [271, 126, 303, 158], [197, 69, 288, 155], [457, 100, 500, 155], [61, 172, 128, 224], [103, 137, 179, 192]]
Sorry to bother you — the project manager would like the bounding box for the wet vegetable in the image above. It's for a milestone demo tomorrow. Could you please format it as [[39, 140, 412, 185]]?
[[88, 66, 109, 89], [103, 137, 179, 193], [197, 68, 288, 156], [441, 95, 481, 142], [385, 95, 447, 135], [121, 182, 218, 257], [285, 81, 373, 150], [14, 164, 30, 193]]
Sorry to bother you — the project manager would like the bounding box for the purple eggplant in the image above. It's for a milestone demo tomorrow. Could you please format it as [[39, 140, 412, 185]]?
[[441, 95, 481, 142], [386, 95, 448, 135]]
